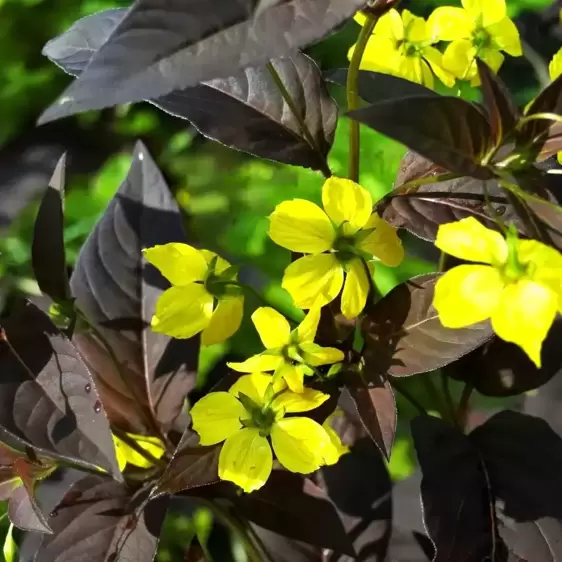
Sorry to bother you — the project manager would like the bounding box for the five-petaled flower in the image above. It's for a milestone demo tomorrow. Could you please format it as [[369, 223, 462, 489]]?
[[143, 243, 243, 345], [190, 373, 345, 493], [350, 9, 455, 89], [228, 306, 344, 393], [429, 0, 522, 85], [433, 217, 562, 367], [268, 177, 404, 320]]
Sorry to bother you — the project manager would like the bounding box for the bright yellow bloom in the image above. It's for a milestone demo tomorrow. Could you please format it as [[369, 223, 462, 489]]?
[[434, 217, 562, 367], [268, 177, 404, 319], [428, 0, 522, 85], [190, 373, 344, 492], [143, 244, 244, 345], [112, 433, 166, 471], [228, 306, 344, 393], [548, 47, 562, 165], [322, 410, 350, 457], [349, 9, 454, 89]]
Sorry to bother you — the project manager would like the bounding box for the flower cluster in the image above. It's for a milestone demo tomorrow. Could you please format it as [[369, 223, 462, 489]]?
[[350, 0, 522, 88]]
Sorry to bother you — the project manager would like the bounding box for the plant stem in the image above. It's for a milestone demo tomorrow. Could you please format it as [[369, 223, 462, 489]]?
[[421, 375, 448, 421], [441, 371, 456, 423], [266, 62, 331, 178], [456, 383, 473, 430], [391, 379, 427, 416], [347, 13, 377, 182]]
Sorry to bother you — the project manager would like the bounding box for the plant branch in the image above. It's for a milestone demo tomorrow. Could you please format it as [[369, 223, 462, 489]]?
[[266, 62, 331, 178], [347, 13, 377, 182], [391, 379, 427, 416]]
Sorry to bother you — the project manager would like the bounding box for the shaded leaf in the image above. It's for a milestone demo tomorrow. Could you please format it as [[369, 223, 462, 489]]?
[[39, 0, 367, 123], [43, 10, 337, 170], [31, 153, 71, 304], [325, 68, 438, 105], [361, 274, 492, 378], [70, 141, 198, 433], [412, 415, 506, 562], [321, 438, 393, 561], [236, 471, 355, 556], [476, 59, 520, 144], [152, 430, 220, 498], [344, 373, 396, 459], [448, 319, 562, 397], [33, 476, 169, 562], [8, 484, 52, 534], [348, 96, 494, 179], [249, 526, 322, 562], [0, 300, 120, 478]]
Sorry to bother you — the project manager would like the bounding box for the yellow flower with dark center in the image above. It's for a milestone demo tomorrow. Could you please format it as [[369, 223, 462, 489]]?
[[228, 306, 344, 393], [434, 217, 562, 366], [268, 177, 404, 320], [428, 0, 522, 85], [350, 9, 455, 89], [190, 373, 345, 493], [143, 244, 244, 345]]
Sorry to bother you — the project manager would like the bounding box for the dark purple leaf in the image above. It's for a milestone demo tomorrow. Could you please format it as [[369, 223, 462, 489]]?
[[31, 153, 71, 304], [412, 415, 507, 562], [344, 373, 396, 459], [0, 300, 120, 478], [236, 471, 355, 556], [33, 476, 168, 562], [70, 141, 198, 434], [42, 11, 337, 171], [39, 0, 367, 123], [8, 484, 52, 534], [348, 96, 494, 179], [361, 274, 493, 378]]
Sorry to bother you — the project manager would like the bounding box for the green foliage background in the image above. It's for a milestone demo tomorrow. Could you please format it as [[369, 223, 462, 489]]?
[[0, 0, 557, 559]]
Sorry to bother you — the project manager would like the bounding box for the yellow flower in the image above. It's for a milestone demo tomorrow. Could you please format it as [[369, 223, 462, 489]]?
[[112, 433, 166, 471], [228, 306, 344, 393], [433, 217, 562, 367], [143, 244, 244, 345], [190, 373, 343, 492], [349, 9, 455, 89], [268, 177, 404, 319], [428, 0, 522, 85], [322, 410, 350, 457], [548, 47, 562, 165]]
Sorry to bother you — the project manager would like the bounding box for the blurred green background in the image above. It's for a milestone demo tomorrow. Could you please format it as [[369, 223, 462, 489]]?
[[0, 0, 560, 559]]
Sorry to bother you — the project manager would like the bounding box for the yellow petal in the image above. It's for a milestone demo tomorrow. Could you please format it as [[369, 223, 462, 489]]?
[[268, 200, 334, 253], [228, 353, 284, 374], [375, 9, 404, 41], [191, 392, 247, 446], [470, 48, 504, 86], [463, 0, 506, 27], [322, 418, 350, 457], [427, 7, 473, 41], [420, 59, 435, 89], [272, 388, 330, 414], [491, 280, 558, 368], [402, 9, 429, 43], [113, 434, 165, 470], [423, 46, 457, 88], [434, 265, 504, 328], [358, 36, 401, 74], [200, 249, 231, 274], [201, 296, 244, 346], [435, 217, 507, 265], [487, 17, 521, 56], [143, 243, 207, 285], [341, 258, 370, 319], [354, 11, 366, 26], [282, 254, 344, 309], [518, 240, 562, 305], [219, 428, 272, 493], [229, 373, 283, 406], [549, 47, 562, 81], [299, 342, 344, 366], [275, 363, 304, 393], [151, 284, 214, 339], [252, 307, 291, 349], [443, 39, 478, 80], [296, 306, 321, 343], [357, 214, 404, 266], [271, 418, 340, 473], [321, 177, 372, 235]]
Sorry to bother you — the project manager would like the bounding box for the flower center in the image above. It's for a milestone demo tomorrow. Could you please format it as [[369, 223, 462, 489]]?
[[501, 229, 529, 283], [472, 27, 492, 50], [332, 235, 358, 263], [237, 393, 276, 437], [204, 273, 227, 297]]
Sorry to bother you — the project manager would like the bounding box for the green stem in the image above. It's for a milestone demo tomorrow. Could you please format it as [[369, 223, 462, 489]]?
[[347, 13, 377, 182], [391, 379, 427, 416], [421, 375, 448, 421], [521, 37, 550, 90], [393, 172, 459, 193], [441, 371, 456, 424], [456, 383, 473, 430], [266, 62, 331, 178]]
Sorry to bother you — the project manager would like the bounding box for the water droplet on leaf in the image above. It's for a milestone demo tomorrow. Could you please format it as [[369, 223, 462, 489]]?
[[94, 401, 102, 413], [84, 384, 91, 393]]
